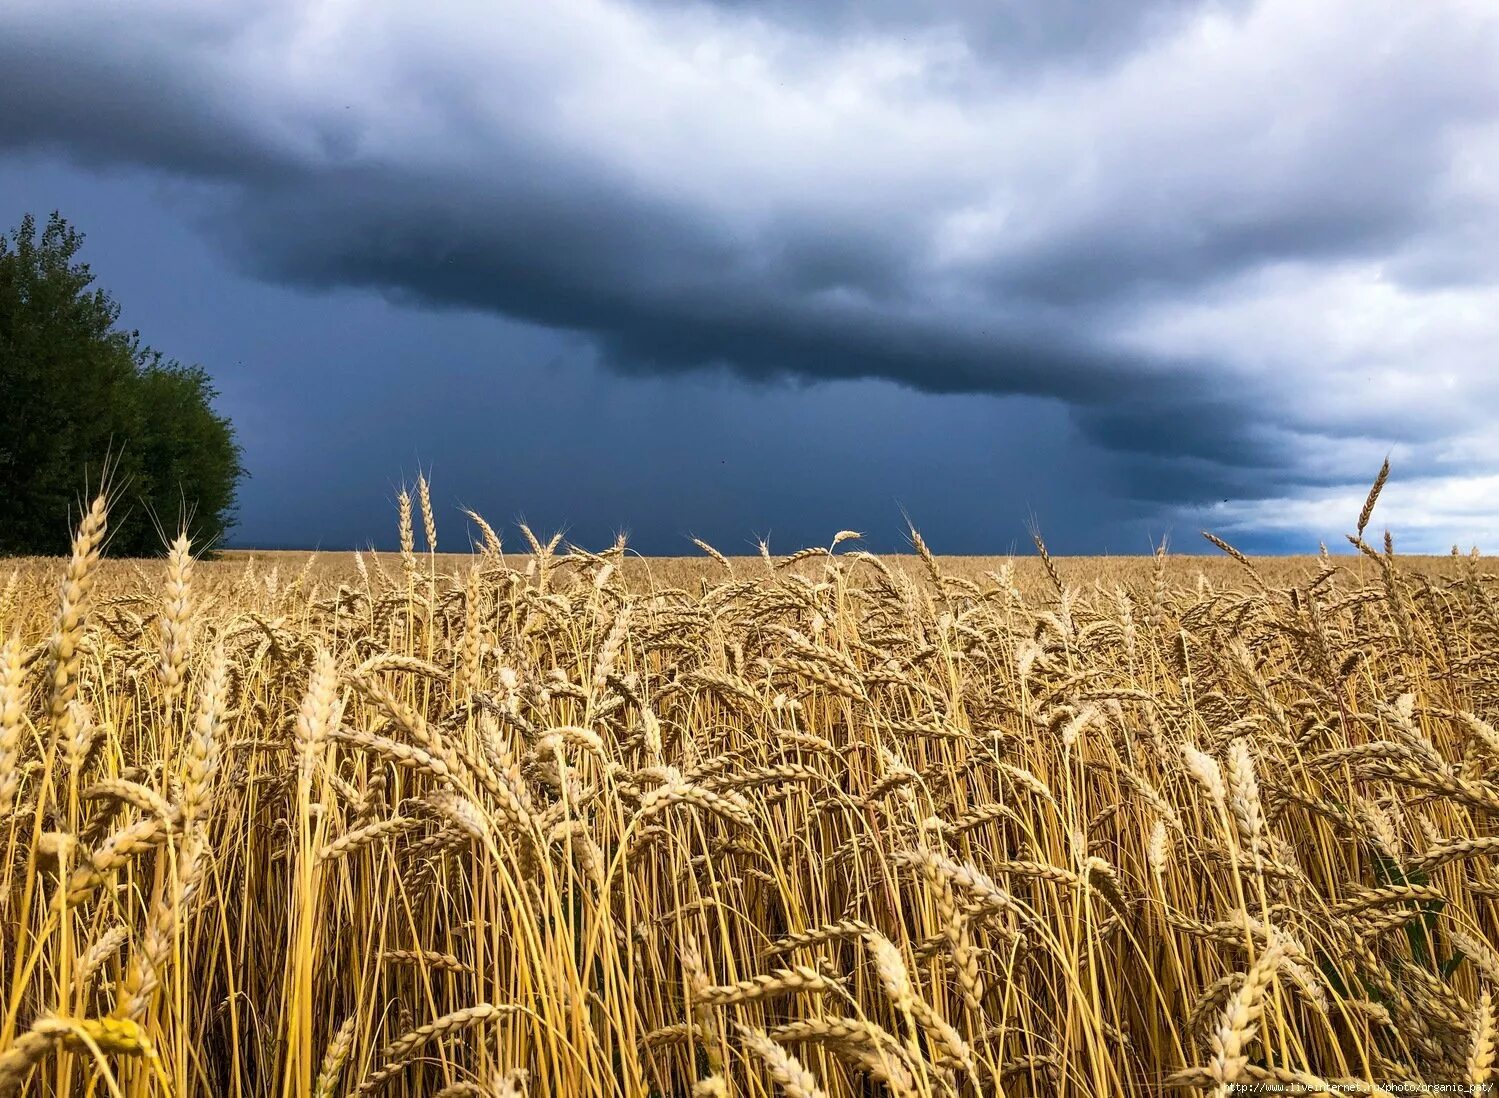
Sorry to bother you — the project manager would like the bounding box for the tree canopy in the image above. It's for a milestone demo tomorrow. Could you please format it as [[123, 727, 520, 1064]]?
[[0, 212, 244, 555]]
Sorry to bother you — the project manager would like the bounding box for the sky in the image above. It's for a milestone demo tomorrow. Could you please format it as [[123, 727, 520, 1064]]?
[[2, 0, 1497, 555]]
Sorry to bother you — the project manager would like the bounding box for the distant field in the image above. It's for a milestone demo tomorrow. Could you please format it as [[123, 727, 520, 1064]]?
[[7, 547, 1477, 599], [207, 547, 1475, 591]]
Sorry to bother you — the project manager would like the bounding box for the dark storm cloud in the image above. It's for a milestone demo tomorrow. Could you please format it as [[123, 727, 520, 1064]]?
[[225, 163, 1298, 480], [231, 164, 1113, 390], [2, 0, 1498, 548]]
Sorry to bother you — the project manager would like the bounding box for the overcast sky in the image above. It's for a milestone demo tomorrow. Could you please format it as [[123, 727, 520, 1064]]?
[[3, 0, 1497, 555]]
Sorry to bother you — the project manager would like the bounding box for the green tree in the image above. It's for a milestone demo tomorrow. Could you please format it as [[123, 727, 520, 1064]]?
[[0, 212, 244, 555]]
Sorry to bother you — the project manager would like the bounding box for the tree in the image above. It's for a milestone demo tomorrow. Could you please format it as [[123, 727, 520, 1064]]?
[[0, 212, 244, 555]]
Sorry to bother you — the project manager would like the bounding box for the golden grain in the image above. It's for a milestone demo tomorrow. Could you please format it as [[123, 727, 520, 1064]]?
[[0, 486, 1493, 1095]]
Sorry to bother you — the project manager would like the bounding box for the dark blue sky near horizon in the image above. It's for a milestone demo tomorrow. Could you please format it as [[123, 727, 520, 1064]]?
[[3, 1, 1498, 555]]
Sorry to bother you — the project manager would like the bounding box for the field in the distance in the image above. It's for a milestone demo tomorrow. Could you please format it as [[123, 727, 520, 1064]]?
[[2, 488, 1496, 1096], [216, 547, 1478, 591]]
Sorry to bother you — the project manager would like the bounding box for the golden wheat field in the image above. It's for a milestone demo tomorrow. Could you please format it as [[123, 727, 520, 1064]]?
[[2, 477, 1498, 1097]]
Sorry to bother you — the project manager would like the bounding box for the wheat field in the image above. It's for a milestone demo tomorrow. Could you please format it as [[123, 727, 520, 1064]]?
[[1, 475, 1497, 1097]]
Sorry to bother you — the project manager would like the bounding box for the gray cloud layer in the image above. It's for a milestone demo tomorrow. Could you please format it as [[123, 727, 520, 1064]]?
[[4, 0, 1498, 542]]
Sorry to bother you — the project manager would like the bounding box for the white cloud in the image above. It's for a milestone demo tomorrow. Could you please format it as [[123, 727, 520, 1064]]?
[[1197, 471, 1499, 552]]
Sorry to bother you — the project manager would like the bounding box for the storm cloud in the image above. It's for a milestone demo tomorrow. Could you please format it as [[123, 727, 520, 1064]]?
[[3, 0, 1498, 549]]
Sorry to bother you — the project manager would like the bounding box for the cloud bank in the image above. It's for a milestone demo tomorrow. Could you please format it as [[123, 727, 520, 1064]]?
[[3, 0, 1497, 547]]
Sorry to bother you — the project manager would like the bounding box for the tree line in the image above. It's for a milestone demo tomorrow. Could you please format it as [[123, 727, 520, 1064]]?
[[0, 212, 244, 555]]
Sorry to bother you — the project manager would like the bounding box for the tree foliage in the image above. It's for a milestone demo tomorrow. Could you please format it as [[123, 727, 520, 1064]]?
[[0, 212, 244, 555]]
